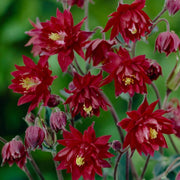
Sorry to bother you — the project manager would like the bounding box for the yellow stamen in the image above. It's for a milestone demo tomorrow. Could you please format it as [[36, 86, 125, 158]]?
[[20, 77, 41, 90], [122, 76, 135, 86], [76, 155, 85, 167], [129, 24, 137, 34], [49, 32, 66, 42], [83, 104, 92, 115], [149, 128, 158, 139]]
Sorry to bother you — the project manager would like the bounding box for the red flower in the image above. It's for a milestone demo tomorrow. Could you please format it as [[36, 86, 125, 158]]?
[[146, 59, 162, 81], [1, 139, 27, 169], [8, 55, 56, 112], [54, 123, 113, 180], [155, 31, 180, 56], [102, 47, 151, 97], [118, 98, 174, 156], [65, 72, 110, 118], [103, 0, 152, 43], [85, 39, 116, 66], [166, 99, 180, 138], [166, 0, 180, 16], [25, 9, 93, 72], [25, 126, 45, 150]]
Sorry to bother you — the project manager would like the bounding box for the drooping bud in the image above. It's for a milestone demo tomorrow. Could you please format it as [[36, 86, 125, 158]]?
[[111, 140, 121, 151], [166, 0, 180, 16], [146, 59, 162, 81], [1, 139, 27, 169], [25, 126, 45, 150], [50, 110, 67, 133], [166, 57, 180, 91], [47, 94, 61, 108]]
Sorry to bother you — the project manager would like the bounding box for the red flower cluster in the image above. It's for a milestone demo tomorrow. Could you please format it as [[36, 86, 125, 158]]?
[[65, 72, 110, 118], [1, 139, 27, 169], [26, 9, 93, 72], [118, 98, 174, 156], [54, 123, 113, 180], [8, 56, 56, 112], [104, 0, 152, 43], [102, 47, 151, 97]]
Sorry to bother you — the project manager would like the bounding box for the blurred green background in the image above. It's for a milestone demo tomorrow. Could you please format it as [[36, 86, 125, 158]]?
[[0, 0, 180, 179]]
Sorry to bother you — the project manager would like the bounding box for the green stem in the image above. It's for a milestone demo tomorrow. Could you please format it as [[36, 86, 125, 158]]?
[[151, 82, 162, 109], [114, 152, 123, 180], [152, 6, 167, 23], [0, 136, 8, 144], [168, 135, 180, 154], [139, 155, 150, 180], [23, 165, 33, 180]]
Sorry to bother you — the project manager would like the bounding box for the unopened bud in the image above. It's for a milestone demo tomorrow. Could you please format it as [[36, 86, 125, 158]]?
[[47, 94, 61, 107], [112, 140, 121, 151], [24, 112, 35, 126]]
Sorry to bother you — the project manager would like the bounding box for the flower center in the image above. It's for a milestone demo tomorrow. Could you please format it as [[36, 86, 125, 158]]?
[[49, 31, 66, 44], [122, 75, 135, 86], [20, 77, 41, 90], [149, 128, 158, 139], [76, 155, 85, 167], [83, 104, 92, 115], [129, 24, 137, 34]]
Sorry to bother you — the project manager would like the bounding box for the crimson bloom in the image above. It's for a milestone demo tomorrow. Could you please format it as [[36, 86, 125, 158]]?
[[166, 0, 180, 16], [65, 72, 110, 118], [25, 126, 45, 150], [8, 55, 56, 113], [1, 139, 27, 169], [118, 98, 174, 156], [25, 9, 92, 72], [54, 123, 113, 180], [102, 47, 151, 97], [85, 39, 116, 66], [155, 31, 180, 56], [104, 0, 152, 43]]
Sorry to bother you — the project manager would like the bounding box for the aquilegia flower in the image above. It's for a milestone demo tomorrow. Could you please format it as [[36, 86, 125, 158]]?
[[25, 9, 93, 72], [166, 0, 180, 16], [1, 139, 27, 169], [102, 47, 151, 97], [155, 31, 180, 56], [103, 0, 152, 43], [85, 39, 116, 66], [118, 98, 174, 156], [54, 123, 113, 180], [8, 55, 56, 112], [65, 72, 110, 118]]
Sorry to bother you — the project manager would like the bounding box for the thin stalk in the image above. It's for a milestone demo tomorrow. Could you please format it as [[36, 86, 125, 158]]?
[[139, 155, 150, 180], [131, 41, 137, 58], [151, 82, 162, 109], [162, 88, 172, 109], [152, 6, 167, 23], [168, 135, 180, 154], [23, 165, 33, 180], [84, 0, 89, 31], [52, 152, 64, 180], [74, 56, 85, 75], [0, 136, 8, 144], [129, 159, 139, 180], [126, 151, 129, 180], [28, 153, 45, 180], [93, 26, 105, 39], [151, 18, 170, 32], [114, 152, 123, 180]]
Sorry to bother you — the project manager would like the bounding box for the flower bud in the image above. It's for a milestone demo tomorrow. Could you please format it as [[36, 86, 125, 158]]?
[[166, 58, 180, 91], [112, 140, 121, 151], [166, 0, 180, 16], [1, 139, 27, 169], [25, 126, 45, 150], [147, 59, 162, 81], [47, 94, 61, 108], [24, 112, 35, 126], [50, 111, 67, 132]]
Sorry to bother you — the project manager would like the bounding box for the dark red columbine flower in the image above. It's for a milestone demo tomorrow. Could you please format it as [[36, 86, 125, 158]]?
[[54, 123, 114, 180], [146, 59, 162, 81], [103, 0, 152, 43], [166, 99, 180, 138], [118, 98, 174, 156], [64, 72, 110, 118], [102, 47, 151, 97], [166, 0, 180, 16], [1, 139, 27, 169], [25, 9, 93, 72], [85, 39, 116, 66], [8, 55, 56, 113], [155, 31, 180, 56], [50, 110, 67, 133], [25, 126, 45, 150]]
